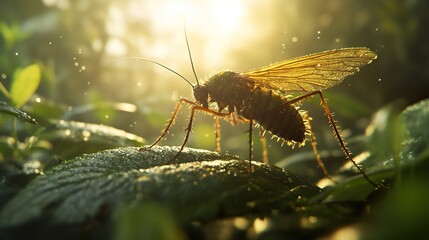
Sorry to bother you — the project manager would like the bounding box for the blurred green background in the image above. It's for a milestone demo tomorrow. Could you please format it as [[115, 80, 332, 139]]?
[[0, 0, 427, 164]]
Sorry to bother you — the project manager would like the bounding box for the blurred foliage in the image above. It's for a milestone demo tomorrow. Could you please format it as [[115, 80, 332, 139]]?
[[0, 0, 428, 239]]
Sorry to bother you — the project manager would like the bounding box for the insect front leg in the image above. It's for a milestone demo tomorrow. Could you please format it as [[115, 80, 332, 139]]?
[[141, 98, 199, 151], [171, 106, 231, 162]]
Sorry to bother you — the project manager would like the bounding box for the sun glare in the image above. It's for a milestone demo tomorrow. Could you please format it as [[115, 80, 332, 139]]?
[[107, 0, 249, 69], [197, 0, 245, 37]]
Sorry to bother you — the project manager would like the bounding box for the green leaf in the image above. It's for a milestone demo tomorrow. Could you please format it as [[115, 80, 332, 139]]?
[[324, 91, 372, 118], [10, 64, 41, 108], [0, 146, 320, 227], [401, 98, 429, 155], [0, 22, 28, 49], [38, 120, 145, 158], [318, 99, 429, 202], [0, 101, 37, 124]]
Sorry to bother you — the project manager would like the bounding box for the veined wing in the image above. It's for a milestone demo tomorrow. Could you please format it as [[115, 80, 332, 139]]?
[[241, 48, 377, 93]]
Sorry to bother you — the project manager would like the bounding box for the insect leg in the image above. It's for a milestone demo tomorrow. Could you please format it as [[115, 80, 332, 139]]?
[[144, 98, 199, 149], [171, 106, 231, 161], [260, 128, 269, 164], [248, 118, 254, 172], [301, 111, 335, 182], [289, 91, 378, 187], [214, 116, 221, 152]]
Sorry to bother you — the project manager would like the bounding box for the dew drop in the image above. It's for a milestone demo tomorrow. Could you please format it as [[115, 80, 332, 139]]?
[[1, 73, 6, 79], [82, 130, 91, 138], [308, 216, 318, 223], [291, 36, 298, 43], [35, 97, 42, 103], [15, 52, 19, 56]]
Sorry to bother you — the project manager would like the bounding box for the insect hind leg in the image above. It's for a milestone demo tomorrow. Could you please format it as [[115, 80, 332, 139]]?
[[289, 91, 378, 188], [301, 111, 335, 182]]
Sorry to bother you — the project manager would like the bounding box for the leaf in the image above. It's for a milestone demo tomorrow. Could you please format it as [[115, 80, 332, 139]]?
[[38, 120, 145, 159], [400, 98, 429, 159], [318, 99, 429, 202], [324, 91, 372, 118], [0, 101, 38, 124], [0, 146, 320, 227], [10, 64, 41, 108], [24, 96, 67, 123]]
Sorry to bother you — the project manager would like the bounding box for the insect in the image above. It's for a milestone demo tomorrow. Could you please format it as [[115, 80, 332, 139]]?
[[138, 36, 378, 187]]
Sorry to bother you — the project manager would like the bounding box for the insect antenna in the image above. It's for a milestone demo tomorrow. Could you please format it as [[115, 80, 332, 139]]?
[[184, 29, 200, 86], [112, 57, 195, 88]]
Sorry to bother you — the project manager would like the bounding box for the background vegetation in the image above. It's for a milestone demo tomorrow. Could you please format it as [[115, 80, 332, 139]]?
[[0, 0, 428, 239]]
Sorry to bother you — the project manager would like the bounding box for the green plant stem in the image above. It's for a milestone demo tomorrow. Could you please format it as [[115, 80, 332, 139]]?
[[12, 117, 19, 152], [0, 81, 11, 98]]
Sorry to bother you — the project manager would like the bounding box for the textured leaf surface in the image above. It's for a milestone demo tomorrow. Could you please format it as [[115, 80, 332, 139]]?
[[0, 146, 320, 227], [0, 101, 37, 124]]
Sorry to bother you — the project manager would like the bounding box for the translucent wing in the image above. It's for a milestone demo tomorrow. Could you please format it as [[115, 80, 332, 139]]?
[[241, 48, 377, 93]]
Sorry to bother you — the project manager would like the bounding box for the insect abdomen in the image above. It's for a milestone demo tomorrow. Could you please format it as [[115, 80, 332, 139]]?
[[241, 89, 306, 144]]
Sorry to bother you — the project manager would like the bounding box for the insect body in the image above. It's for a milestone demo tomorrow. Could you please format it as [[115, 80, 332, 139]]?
[[140, 43, 378, 187], [194, 70, 306, 144]]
